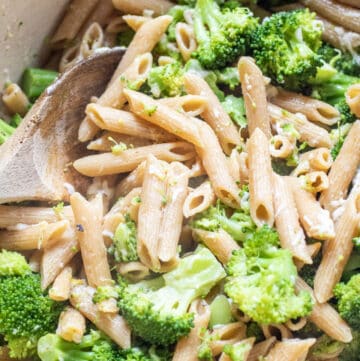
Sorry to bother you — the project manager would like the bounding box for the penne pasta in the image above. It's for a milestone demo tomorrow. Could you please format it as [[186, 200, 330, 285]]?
[[271, 88, 340, 126], [28, 249, 43, 273], [248, 128, 274, 227], [56, 307, 86, 344], [117, 261, 150, 282], [300, 171, 329, 194], [112, 0, 174, 16], [2, 83, 30, 116], [184, 73, 241, 155], [247, 337, 276, 361], [273, 174, 312, 264], [270, 134, 294, 158], [175, 22, 197, 62], [268, 103, 332, 148], [173, 300, 211, 361], [70, 192, 112, 287], [337, 0, 360, 7], [124, 89, 203, 147], [320, 120, 360, 213], [346, 83, 360, 118], [183, 181, 216, 218], [0, 220, 68, 251], [159, 95, 208, 118], [265, 338, 316, 361], [238, 57, 272, 139], [115, 161, 146, 197], [261, 324, 293, 340], [123, 15, 150, 31], [59, 44, 81, 73], [299, 148, 333, 172], [74, 142, 195, 177], [288, 177, 335, 241], [79, 22, 104, 59], [296, 277, 353, 343], [105, 16, 127, 33], [196, 122, 241, 208], [70, 284, 131, 348], [49, 266, 73, 301]]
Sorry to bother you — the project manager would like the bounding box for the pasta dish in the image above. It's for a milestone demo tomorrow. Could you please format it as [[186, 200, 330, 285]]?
[[1, 0, 360, 360]]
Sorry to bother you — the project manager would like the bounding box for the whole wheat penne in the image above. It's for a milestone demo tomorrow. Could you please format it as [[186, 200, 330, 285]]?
[[193, 229, 239, 265], [137, 155, 167, 271], [285, 317, 308, 332], [300, 0, 360, 33], [346, 84, 360, 118], [56, 307, 86, 344], [79, 22, 104, 59], [299, 148, 333, 172], [184, 73, 241, 154], [187, 156, 206, 178], [337, 0, 360, 7], [238, 151, 249, 184], [51, 0, 99, 47], [268, 103, 332, 148], [288, 177, 335, 241], [41, 227, 79, 290], [115, 162, 146, 197], [183, 181, 216, 218], [159, 95, 208, 118], [210, 322, 247, 356], [79, 52, 153, 142], [86, 175, 118, 212], [273, 174, 312, 264], [124, 89, 203, 147], [248, 128, 274, 227], [112, 0, 173, 16], [173, 300, 211, 361], [123, 15, 150, 31], [49, 266, 73, 301], [227, 148, 241, 183], [296, 277, 352, 343], [271, 89, 340, 126], [74, 142, 195, 177], [117, 261, 150, 282], [106, 16, 127, 33], [86, 103, 174, 142], [265, 338, 316, 361], [175, 22, 197, 62], [247, 337, 276, 361], [294, 242, 322, 270], [59, 44, 81, 73], [261, 324, 293, 340], [109, 15, 172, 85], [97, 298, 119, 314], [219, 338, 255, 361], [238, 57, 272, 139], [320, 120, 360, 213], [196, 122, 241, 208], [315, 187, 360, 303], [270, 135, 294, 158], [70, 284, 131, 348], [158, 162, 189, 266], [0, 205, 73, 227], [0, 220, 68, 251], [70, 193, 112, 287], [29, 250, 43, 273], [300, 171, 329, 194], [2, 83, 30, 116]]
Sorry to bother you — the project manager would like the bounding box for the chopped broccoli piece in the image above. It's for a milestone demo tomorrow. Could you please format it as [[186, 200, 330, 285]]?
[[0, 250, 31, 276], [298, 250, 322, 288], [214, 67, 240, 90], [251, 9, 323, 91], [353, 237, 360, 251], [0, 119, 15, 145], [117, 247, 226, 345], [191, 199, 256, 242], [336, 98, 357, 124], [10, 113, 23, 127], [308, 334, 345, 361], [147, 62, 185, 98], [193, 0, 258, 69], [0, 251, 63, 359], [117, 29, 135, 47], [330, 122, 352, 159], [334, 274, 360, 331], [223, 342, 252, 361], [209, 295, 233, 327], [197, 328, 218, 361], [339, 330, 360, 361], [221, 95, 247, 128], [225, 226, 314, 325], [246, 322, 265, 342], [93, 285, 119, 304], [110, 214, 138, 262]]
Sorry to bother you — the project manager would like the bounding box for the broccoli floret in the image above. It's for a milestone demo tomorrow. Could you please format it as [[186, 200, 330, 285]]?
[[339, 330, 360, 361], [193, 0, 258, 69], [93, 285, 119, 304], [147, 62, 185, 98], [330, 122, 352, 159], [353, 237, 360, 251], [336, 98, 357, 124], [209, 295, 233, 327], [214, 67, 240, 90], [224, 226, 314, 325], [110, 214, 138, 263], [117, 29, 135, 47], [221, 95, 247, 128], [197, 328, 217, 361], [0, 261, 63, 359], [0, 119, 15, 145], [117, 247, 226, 345], [191, 199, 256, 242], [334, 274, 360, 331], [298, 251, 322, 288], [223, 342, 251, 361], [167, 6, 191, 41], [246, 322, 264, 342], [251, 9, 323, 91], [0, 250, 31, 276], [308, 334, 345, 361]]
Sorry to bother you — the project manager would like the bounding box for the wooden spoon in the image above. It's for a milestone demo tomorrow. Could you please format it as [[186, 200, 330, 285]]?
[[0, 48, 124, 204]]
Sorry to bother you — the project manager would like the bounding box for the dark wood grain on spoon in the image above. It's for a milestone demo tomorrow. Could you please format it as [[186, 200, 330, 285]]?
[[0, 48, 125, 204]]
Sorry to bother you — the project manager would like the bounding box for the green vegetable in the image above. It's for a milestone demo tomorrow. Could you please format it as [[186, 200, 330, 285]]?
[[117, 29, 135, 47], [223, 342, 251, 361], [193, 0, 258, 69], [339, 330, 360, 361], [308, 334, 345, 361], [299, 251, 322, 288], [117, 246, 226, 345], [110, 214, 138, 262], [21, 68, 58, 101], [93, 285, 119, 304], [245, 322, 264, 342], [334, 274, 360, 331], [251, 9, 323, 91], [0, 251, 63, 358], [221, 95, 247, 128], [224, 226, 314, 324], [0, 119, 15, 145], [10, 113, 23, 127], [198, 328, 218, 361], [209, 295, 233, 327], [147, 62, 185, 98]]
